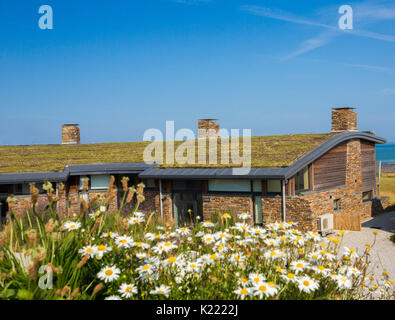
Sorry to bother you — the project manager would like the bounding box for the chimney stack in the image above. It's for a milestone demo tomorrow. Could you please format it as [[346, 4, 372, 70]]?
[[62, 124, 80, 144], [331, 107, 357, 132], [198, 119, 220, 139]]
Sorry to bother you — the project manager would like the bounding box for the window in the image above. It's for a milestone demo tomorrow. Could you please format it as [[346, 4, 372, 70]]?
[[79, 176, 90, 191], [90, 175, 111, 190], [295, 166, 309, 192], [208, 180, 251, 192], [333, 199, 342, 211], [267, 180, 282, 194], [173, 180, 202, 191], [362, 191, 373, 202], [14, 183, 44, 195], [143, 179, 156, 189]]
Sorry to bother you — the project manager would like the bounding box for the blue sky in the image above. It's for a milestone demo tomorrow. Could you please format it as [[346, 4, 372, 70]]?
[[0, 0, 394, 145]]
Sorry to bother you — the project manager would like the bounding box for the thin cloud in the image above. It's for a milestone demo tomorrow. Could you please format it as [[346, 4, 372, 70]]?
[[242, 4, 395, 59], [282, 30, 338, 60], [380, 88, 395, 95], [344, 63, 395, 74]]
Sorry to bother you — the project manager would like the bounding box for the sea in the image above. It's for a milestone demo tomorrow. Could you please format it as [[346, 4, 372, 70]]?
[[376, 143, 395, 164]]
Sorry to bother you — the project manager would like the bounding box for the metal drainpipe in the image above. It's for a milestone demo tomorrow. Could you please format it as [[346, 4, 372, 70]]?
[[282, 179, 286, 223], [159, 179, 163, 218]]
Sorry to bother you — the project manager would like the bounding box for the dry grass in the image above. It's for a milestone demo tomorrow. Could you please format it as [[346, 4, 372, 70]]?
[[380, 173, 395, 205], [0, 133, 333, 173]]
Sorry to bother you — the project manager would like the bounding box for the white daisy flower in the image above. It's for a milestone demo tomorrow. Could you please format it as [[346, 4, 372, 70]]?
[[264, 249, 285, 260], [234, 287, 250, 299], [63, 221, 81, 231], [336, 275, 352, 289], [101, 231, 118, 239], [78, 245, 98, 258], [132, 241, 150, 250], [253, 282, 278, 298], [249, 273, 266, 285], [230, 253, 246, 265], [150, 285, 171, 298], [145, 232, 165, 241], [186, 262, 201, 273], [136, 263, 154, 275], [118, 283, 137, 298], [281, 272, 298, 283], [201, 221, 215, 228], [176, 227, 191, 236], [97, 266, 121, 283], [129, 216, 145, 225], [115, 235, 134, 248], [237, 212, 251, 220], [232, 222, 249, 233], [290, 260, 310, 274], [95, 244, 112, 258], [202, 234, 215, 245], [297, 276, 319, 293]]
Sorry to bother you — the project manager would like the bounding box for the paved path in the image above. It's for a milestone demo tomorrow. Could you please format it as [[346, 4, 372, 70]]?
[[340, 211, 395, 282]]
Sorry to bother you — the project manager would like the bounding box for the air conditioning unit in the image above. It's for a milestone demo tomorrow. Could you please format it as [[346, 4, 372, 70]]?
[[317, 214, 334, 236]]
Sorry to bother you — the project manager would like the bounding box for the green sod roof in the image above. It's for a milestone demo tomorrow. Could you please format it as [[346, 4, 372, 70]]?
[[0, 133, 334, 173]]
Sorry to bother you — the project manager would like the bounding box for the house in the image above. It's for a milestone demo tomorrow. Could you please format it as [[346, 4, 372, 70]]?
[[0, 108, 389, 231]]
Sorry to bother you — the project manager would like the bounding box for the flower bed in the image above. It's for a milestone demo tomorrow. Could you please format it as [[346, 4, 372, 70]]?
[[0, 180, 394, 300]]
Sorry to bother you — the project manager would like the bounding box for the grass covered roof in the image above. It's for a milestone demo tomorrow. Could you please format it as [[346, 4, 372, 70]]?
[[0, 133, 334, 173]]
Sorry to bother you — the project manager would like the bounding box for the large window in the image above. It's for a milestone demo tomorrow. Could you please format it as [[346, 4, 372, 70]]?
[[90, 175, 111, 190], [208, 180, 251, 192], [295, 166, 309, 192], [14, 183, 44, 195], [267, 180, 282, 194]]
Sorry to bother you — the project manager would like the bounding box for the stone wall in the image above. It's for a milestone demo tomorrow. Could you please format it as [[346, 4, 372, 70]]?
[[202, 194, 254, 223]]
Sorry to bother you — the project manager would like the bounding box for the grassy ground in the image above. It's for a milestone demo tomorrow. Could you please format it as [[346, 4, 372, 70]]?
[[380, 173, 395, 206]]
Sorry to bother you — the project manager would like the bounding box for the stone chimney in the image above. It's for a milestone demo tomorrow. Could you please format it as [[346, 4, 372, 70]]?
[[331, 107, 358, 132], [62, 124, 80, 144], [198, 119, 220, 139]]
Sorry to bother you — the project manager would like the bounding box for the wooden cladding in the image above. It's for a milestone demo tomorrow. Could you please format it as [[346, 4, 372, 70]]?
[[312, 142, 347, 190], [361, 141, 376, 194]]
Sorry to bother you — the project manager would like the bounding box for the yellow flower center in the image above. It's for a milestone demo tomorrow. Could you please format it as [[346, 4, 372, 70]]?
[[142, 265, 150, 270], [287, 273, 294, 279], [168, 257, 176, 263], [253, 277, 260, 283], [296, 263, 303, 268], [270, 251, 276, 256], [105, 270, 113, 276], [98, 245, 106, 251], [70, 225, 76, 229], [318, 266, 325, 270], [259, 285, 267, 292], [121, 239, 127, 244], [303, 280, 310, 287], [190, 264, 196, 268], [86, 248, 92, 253], [210, 254, 217, 260], [164, 242, 171, 247], [125, 286, 132, 292], [241, 288, 248, 295]]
